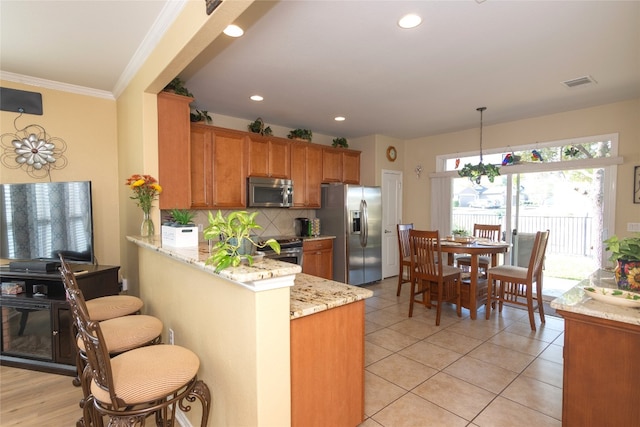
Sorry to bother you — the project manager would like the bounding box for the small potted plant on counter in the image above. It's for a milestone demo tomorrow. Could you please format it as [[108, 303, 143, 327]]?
[[603, 233, 640, 291], [203, 210, 280, 273], [161, 209, 199, 247]]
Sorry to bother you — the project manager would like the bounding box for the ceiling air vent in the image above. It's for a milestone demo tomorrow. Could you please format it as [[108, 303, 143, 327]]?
[[563, 75, 597, 88]]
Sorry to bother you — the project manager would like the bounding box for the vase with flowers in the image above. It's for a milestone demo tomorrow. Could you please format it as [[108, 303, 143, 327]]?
[[125, 174, 162, 237]]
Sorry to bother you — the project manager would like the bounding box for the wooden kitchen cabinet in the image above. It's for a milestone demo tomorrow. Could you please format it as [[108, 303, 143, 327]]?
[[247, 135, 290, 178], [302, 238, 333, 279], [557, 309, 640, 426], [291, 142, 322, 208], [342, 150, 361, 184], [190, 125, 247, 209], [290, 300, 365, 427], [157, 92, 193, 209], [189, 124, 213, 208], [321, 147, 361, 184]]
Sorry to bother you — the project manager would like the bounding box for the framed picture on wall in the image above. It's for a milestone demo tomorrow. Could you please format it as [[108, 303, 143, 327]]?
[[635, 166, 640, 204]]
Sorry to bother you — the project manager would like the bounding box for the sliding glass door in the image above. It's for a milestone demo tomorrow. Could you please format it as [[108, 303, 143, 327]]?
[[446, 134, 618, 297]]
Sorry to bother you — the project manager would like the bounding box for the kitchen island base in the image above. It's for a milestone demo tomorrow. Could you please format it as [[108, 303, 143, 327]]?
[[291, 299, 365, 427], [557, 309, 640, 427]]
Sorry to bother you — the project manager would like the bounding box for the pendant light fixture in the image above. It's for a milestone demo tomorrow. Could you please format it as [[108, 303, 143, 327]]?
[[458, 106, 500, 184]]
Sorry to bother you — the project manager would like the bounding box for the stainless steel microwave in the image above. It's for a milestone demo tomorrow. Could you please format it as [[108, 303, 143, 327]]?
[[247, 177, 293, 208]]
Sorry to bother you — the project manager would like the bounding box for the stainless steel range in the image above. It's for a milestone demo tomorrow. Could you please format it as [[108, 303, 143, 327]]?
[[259, 236, 303, 266]]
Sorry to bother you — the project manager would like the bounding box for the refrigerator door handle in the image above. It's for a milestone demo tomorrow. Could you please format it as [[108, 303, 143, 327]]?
[[361, 199, 368, 247]]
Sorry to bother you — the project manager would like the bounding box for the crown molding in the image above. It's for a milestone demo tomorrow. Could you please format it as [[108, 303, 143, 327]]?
[[0, 71, 114, 100], [112, 0, 187, 98]]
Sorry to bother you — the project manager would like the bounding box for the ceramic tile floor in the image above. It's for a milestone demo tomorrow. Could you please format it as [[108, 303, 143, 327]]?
[[359, 277, 564, 427]]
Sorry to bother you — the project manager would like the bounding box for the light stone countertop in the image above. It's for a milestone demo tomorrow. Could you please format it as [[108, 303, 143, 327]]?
[[127, 236, 373, 319], [290, 273, 373, 319], [127, 236, 301, 284], [301, 235, 336, 242], [550, 269, 640, 326]]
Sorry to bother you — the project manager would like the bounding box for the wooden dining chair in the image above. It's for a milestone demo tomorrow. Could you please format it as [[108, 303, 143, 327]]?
[[456, 223, 502, 278], [485, 230, 550, 331], [396, 223, 414, 296], [408, 229, 462, 325], [65, 280, 211, 427], [59, 255, 164, 414]]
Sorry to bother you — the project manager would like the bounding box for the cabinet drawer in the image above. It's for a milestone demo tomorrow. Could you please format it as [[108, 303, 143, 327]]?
[[303, 239, 333, 252]]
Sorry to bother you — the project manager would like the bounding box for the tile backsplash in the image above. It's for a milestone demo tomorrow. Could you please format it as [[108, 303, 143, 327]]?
[[163, 208, 316, 240]]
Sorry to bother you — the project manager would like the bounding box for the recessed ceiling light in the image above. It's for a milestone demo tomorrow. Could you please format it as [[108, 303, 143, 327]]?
[[250, 95, 263, 101], [334, 116, 346, 122], [224, 24, 244, 37], [398, 14, 422, 29]]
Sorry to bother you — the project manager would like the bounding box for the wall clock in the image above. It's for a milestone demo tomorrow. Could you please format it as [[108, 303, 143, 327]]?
[[386, 146, 397, 162]]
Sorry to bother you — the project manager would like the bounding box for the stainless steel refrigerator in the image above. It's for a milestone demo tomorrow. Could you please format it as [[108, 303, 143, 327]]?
[[316, 184, 382, 286]]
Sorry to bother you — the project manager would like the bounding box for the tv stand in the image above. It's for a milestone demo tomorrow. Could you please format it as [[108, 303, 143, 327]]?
[[0, 263, 120, 375]]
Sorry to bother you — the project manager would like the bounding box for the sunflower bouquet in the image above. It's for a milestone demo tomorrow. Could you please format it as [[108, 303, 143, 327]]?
[[125, 174, 162, 214]]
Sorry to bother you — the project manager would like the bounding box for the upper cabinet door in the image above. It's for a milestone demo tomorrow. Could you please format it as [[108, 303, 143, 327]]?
[[247, 135, 290, 179], [268, 138, 290, 178], [211, 127, 247, 208], [189, 124, 213, 208], [157, 92, 193, 209], [342, 151, 360, 184], [291, 142, 322, 208]]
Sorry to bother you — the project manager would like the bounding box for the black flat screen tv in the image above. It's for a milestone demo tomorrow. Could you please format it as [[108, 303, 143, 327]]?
[[0, 181, 95, 264]]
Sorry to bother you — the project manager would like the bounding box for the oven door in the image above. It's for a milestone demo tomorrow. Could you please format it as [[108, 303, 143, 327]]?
[[263, 247, 303, 266]]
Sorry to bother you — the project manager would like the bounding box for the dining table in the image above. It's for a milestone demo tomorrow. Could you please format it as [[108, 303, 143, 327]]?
[[439, 239, 511, 319]]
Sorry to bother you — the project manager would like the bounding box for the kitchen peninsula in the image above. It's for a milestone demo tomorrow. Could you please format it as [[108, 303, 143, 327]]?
[[127, 236, 372, 427], [551, 269, 640, 426]]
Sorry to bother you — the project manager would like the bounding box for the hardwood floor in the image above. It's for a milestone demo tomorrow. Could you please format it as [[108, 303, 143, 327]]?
[[0, 365, 82, 426]]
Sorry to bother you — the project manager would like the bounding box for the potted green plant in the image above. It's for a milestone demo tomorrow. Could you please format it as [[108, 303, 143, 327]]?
[[451, 227, 469, 238], [163, 77, 193, 97], [287, 128, 313, 142], [332, 137, 348, 148], [203, 210, 280, 272], [162, 209, 198, 247], [248, 118, 273, 136], [190, 110, 212, 124], [603, 233, 640, 291], [166, 209, 196, 226], [458, 162, 501, 184]]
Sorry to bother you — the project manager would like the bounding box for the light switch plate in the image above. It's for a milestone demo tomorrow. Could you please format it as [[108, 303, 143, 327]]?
[[628, 223, 640, 232]]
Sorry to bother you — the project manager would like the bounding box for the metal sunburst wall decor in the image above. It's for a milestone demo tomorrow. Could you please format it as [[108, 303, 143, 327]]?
[[1, 112, 68, 179]]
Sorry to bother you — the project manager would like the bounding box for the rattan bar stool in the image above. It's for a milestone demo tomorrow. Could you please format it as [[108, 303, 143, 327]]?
[[59, 256, 163, 411], [66, 285, 211, 427]]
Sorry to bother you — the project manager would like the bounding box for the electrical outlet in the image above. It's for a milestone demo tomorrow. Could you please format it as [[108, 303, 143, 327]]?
[[168, 328, 174, 345], [198, 224, 203, 232], [627, 223, 640, 232], [121, 278, 128, 292]]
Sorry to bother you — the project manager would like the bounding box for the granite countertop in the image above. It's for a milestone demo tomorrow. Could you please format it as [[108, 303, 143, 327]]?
[[128, 236, 372, 318], [550, 269, 640, 326], [301, 235, 336, 242], [291, 273, 373, 319], [127, 236, 301, 284]]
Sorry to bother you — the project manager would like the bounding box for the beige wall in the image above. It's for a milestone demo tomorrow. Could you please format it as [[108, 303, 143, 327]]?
[[401, 98, 640, 238], [0, 80, 121, 266], [138, 247, 291, 427], [115, 1, 253, 295]]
